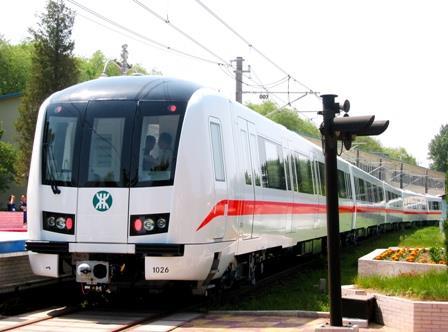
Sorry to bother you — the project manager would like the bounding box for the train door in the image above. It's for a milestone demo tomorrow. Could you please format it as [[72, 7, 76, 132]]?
[[76, 101, 135, 243], [209, 117, 228, 239], [237, 117, 256, 239], [284, 142, 294, 233], [247, 122, 262, 238], [312, 156, 324, 232]]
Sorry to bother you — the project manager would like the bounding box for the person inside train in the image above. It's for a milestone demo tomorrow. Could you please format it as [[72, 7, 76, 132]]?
[[154, 132, 173, 171], [142, 135, 157, 171]]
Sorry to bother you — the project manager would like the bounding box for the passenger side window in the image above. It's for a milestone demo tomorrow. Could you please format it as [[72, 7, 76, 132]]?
[[318, 162, 326, 196], [210, 121, 226, 182], [258, 137, 286, 190], [294, 153, 314, 194], [337, 169, 347, 198]]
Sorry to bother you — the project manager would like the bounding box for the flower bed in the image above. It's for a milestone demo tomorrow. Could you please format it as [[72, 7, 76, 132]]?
[[374, 247, 447, 264], [358, 248, 447, 277]]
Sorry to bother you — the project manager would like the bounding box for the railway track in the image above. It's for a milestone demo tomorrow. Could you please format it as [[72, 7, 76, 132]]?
[[0, 305, 203, 332]]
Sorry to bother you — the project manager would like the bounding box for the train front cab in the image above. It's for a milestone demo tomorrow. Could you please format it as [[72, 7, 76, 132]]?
[[25, 79, 236, 289]]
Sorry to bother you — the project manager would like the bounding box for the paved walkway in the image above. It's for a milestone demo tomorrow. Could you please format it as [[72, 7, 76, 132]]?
[[174, 313, 399, 332]]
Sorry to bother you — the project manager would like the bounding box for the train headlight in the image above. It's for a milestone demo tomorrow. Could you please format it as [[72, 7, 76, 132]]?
[[157, 218, 167, 229], [47, 216, 56, 227], [56, 217, 66, 230], [143, 218, 155, 231], [130, 213, 169, 236], [42, 212, 75, 235]]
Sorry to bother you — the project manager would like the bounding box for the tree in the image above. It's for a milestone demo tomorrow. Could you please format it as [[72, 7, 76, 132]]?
[[248, 101, 418, 165], [0, 37, 33, 95], [0, 126, 18, 191], [77, 50, 107, 81], [247, 101, 320, 138], [428, 124, 448, 172], [77, 50, 151, 82], [16, 0, 79, 177]]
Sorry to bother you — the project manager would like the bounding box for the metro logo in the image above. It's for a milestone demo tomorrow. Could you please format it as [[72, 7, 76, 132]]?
[[93, 191, 113, 212]]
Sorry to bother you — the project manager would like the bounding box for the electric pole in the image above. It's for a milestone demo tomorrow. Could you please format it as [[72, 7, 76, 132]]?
[[120, 44, 129, 75], [233, 56, 250, 103]]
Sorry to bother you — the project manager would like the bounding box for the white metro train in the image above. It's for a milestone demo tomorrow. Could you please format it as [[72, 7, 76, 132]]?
[[26, 76, 443, 292]]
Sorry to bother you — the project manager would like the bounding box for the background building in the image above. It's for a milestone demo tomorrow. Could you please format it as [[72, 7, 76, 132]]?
[[0, 92, 26, 209]]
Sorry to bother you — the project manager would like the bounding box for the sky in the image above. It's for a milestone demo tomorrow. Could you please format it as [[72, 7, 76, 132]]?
[[1, 0, 447, 167]]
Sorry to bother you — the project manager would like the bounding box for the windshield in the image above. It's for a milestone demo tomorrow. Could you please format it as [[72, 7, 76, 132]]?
[[134, 101, 185, 187], [42, 103, 84, 186], [41, 100, 185, 188], [78, 100, 134, 187]]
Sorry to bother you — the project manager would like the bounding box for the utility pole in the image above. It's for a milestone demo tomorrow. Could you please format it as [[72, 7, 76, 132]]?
[[319, 95, 388, 327], [120, 44, 129, 75], [400, 163, 404, 189], [233, 56, 250, 103]]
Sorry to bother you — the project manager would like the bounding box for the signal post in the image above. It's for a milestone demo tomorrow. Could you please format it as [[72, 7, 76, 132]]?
[[319, 95, 389, 327]]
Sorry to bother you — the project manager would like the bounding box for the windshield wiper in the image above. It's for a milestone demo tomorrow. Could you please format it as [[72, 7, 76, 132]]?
[[44, 143, 61, 195]]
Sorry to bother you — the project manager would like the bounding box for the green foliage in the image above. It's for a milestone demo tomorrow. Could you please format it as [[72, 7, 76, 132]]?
[[15, 0, 79, 178], [77, 50, 150, 81], [356, 271, 448, 301], [428, 124, 448, 172], [247, 101, 417, 164], [0, 37, 33, 95], [246, 101, 320, 138], [214, 226, 439, 311], [0, 126, 18, 191], [444, 221, 448, 263], [398, 226, 444, 248], [382, 146, 417, 165], [77, 50, 107, 81], [429, 247, 445, 263]]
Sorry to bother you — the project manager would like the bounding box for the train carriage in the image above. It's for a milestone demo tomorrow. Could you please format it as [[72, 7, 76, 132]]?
[[26, 76, 443, 292]]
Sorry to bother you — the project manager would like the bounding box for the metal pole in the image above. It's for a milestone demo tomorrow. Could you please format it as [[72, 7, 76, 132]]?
[[400, 163, 404, 189], [320, 95, 343, 327], [235, 56, 243, 103], [120, 44, 129, 75]]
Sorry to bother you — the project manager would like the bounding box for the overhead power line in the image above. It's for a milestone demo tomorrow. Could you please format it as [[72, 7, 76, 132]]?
[[67, 0, 223, 66], [131, 0, 231, 67], [193, 0, 317, 94]]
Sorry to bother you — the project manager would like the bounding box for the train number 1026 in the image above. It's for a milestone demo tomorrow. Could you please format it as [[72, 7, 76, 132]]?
[[152, 266, 169, 273]]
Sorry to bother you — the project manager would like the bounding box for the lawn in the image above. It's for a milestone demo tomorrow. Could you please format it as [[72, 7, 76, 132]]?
[[355, 271, 448, 301], [214, 226, 444, 311]]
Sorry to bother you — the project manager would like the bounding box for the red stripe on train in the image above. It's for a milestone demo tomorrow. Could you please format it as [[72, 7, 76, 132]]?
[[196, 200, 442, 231]]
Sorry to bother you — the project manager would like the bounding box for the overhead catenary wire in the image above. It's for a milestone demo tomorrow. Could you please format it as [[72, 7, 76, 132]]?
[[131, 0, 232, 67], [193, 0, 318, 94], [66, 0, 224, 66]]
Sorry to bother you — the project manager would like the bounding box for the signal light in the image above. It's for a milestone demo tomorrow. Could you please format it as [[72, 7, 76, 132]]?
[[157, 218, 167, 229], [56, 217, 66, 230], [66, 217, 73, 230], [134, 218, 143, 232], [43, 212, 75, 235], [167, 104, 177, 112], [130, 213, 169, 236], [47, 216, 56, 227]]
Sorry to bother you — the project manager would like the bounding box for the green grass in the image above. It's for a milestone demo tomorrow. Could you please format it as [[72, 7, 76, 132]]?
[[398, 226, 444, 248], [213, 226, 443, 311], [355, 271, 448, 301]]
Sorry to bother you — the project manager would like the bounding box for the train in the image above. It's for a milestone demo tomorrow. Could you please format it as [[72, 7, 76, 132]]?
[[26, 76, 443, 293]]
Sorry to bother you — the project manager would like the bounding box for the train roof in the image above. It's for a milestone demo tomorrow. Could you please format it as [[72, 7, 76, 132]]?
[[49, 76, 202, 103]]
